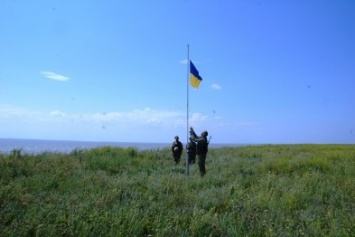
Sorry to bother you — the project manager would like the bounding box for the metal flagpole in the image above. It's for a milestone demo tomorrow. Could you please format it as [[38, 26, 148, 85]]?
[[186, 44, 190, 176]]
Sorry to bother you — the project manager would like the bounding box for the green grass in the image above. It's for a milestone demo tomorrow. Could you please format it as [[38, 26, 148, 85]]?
[[1, 144, 355, 236]]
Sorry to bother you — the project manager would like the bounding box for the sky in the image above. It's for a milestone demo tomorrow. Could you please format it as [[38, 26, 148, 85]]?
[[1, 0, 355, 144]]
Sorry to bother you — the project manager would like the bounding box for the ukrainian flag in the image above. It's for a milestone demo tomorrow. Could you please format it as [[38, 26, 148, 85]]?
[[190, 60, 203, 89]]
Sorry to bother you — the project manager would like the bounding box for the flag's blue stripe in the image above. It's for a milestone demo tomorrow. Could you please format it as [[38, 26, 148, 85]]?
[[190, 61, 202, 81]]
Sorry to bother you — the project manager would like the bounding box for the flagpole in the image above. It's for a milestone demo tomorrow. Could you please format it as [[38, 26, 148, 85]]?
[[186, 44, 190, 176]]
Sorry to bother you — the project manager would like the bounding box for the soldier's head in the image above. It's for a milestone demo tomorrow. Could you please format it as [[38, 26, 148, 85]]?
[[201, 131, 208, 137], [174, 136, 179, 141]]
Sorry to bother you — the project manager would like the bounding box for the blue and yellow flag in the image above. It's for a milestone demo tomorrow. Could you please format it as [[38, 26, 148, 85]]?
[[190, 60, 203, 89]]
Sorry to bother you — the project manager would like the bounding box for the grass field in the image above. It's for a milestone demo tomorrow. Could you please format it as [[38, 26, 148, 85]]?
[[1, 144, 355, 236]]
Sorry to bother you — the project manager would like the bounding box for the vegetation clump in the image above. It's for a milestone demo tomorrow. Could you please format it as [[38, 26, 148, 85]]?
[[1, 144, 355, 236]]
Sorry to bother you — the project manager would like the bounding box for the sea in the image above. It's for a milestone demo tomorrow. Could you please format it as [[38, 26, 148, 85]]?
[[0, 138, 241, 154]]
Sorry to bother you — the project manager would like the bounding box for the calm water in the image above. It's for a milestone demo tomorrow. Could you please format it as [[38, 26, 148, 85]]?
[[0, 138, 241, 154], [0, 138, 170, 154]]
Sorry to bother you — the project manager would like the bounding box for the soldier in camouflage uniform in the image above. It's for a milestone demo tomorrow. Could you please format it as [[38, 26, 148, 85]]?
[[186, 137, 196, 164], [171, 136, 183, 164], [190, 127, 209, 176]]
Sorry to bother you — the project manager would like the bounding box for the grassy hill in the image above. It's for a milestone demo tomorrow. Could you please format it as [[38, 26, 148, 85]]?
[[1, 144, 355, 236]]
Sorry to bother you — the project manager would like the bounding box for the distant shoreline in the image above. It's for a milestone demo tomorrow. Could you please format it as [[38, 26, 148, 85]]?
[[4, 138, 350, 155], [0, 138, 248, 154]]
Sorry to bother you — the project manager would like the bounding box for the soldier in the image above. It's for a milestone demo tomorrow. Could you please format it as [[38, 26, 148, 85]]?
[[190, 127, 209, 176], [186, 137, 196, 164], [171, 136, 183, 164]]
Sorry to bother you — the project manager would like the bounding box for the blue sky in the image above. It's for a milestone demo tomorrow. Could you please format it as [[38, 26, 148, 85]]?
[[1, 0, 354, 144]]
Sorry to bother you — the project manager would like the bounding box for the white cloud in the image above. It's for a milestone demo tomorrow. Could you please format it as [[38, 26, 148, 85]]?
[[0, 105, 218, 142], [0, 105, 209, 126], [180, 59, 201, 65], [146, 117, 162, 124], [180, 59, 188, 64], [50, 110, 66, 117], [41, 71, 70, 81], [189, 113, 209, 126], [79, 108, 184, 125], [0, 104, 40, 120], [211, 83, 222, 90]]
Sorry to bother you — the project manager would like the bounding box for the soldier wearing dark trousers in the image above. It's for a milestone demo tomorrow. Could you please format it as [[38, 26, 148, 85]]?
[[171, 136, 183, 164], [186, 137, 196, 164], [189, 127, 209, 176]]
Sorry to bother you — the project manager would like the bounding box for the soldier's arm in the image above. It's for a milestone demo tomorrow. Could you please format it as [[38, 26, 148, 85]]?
[[189, 128, 198, 139]]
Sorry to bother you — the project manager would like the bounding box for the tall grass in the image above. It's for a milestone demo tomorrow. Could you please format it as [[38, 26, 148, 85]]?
[[1, 145, 355, 236]]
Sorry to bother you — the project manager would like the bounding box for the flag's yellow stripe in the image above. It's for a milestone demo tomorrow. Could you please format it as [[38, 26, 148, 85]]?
[[190, 73, 202, 89]]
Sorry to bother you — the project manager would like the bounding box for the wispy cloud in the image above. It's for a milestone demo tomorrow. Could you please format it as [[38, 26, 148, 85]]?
[[41, 71, 70, 81], [0, 105, 216, 125], [80, 108, 185, 126], [189, 113, 209, 125], [0, 104, 36, 119], [211, 83, 222, 90], [0, 105, 218, 141], [179, 59, 187, 64], [50, 110, 66, 117]]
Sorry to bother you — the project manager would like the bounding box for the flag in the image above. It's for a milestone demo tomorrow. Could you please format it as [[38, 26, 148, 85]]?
[[190, 60, 202, 89]]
